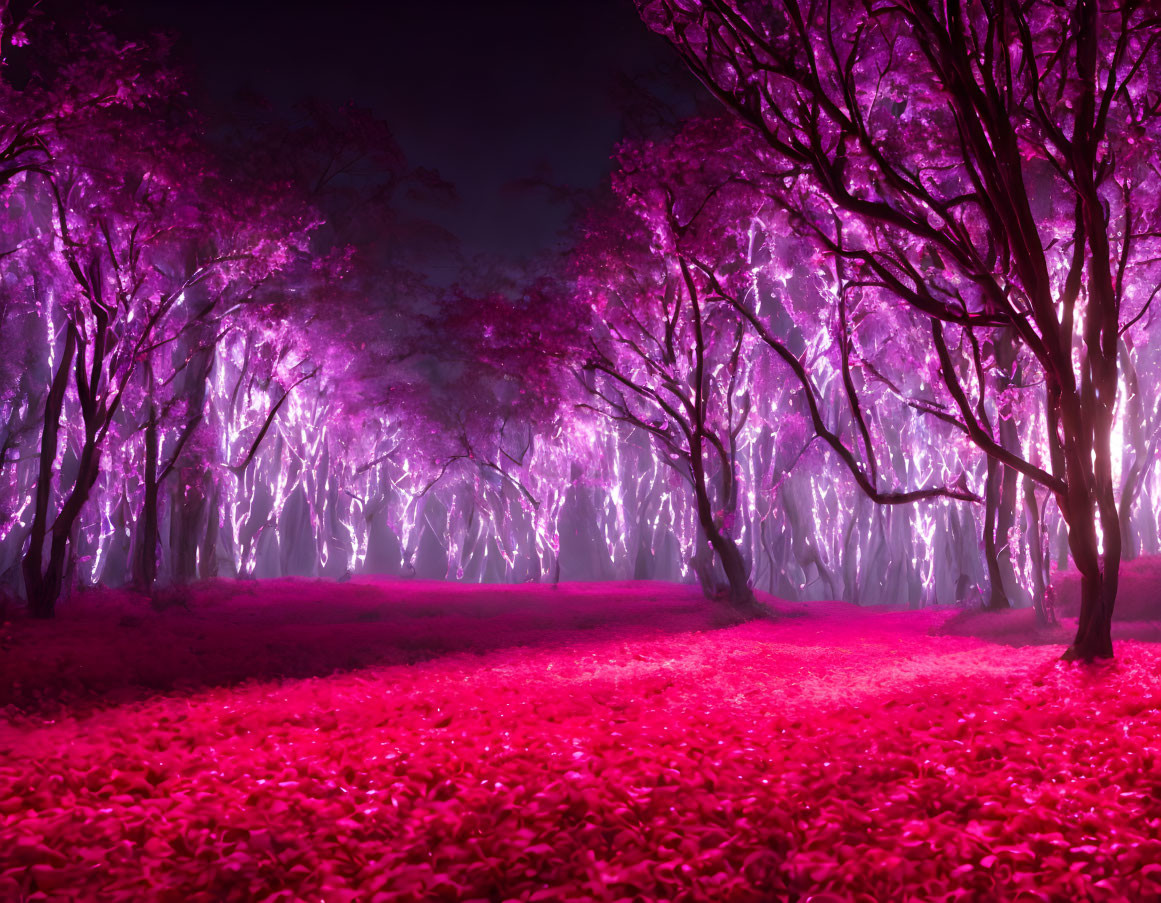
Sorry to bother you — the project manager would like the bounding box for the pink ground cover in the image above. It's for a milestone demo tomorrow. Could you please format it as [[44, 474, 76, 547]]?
[[2, 580, 1161, 902]]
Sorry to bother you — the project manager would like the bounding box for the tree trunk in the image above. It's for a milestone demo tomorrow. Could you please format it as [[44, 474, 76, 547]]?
[[198, 480, 219, 579], [715, 530, 756, 609], [983, 332, 1027, 611], [997, 428, 1027, 604], [783, 481, 837, 599], [1117, 338, 1155, 563], [983, 457, 1010, 610], [1069, 555, 1116, 661], [1056, 420, 1119, 661], [134, 407, 160, 590], [1065, 23, 1124, 660], [1058, 376, 1121, 661], [689, 451, 756, 612], [27, 426, 102, 618], [171, 478, 200, 583], [1023, 479, 1052, 626], [23, 324, 78, 619]]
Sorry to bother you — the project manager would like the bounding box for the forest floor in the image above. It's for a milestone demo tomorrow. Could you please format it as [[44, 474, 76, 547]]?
[[2, 572, 1161, 902]]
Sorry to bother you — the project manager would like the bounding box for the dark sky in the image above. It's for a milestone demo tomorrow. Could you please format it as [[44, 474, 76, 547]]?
[[112, 0, 705, 266]]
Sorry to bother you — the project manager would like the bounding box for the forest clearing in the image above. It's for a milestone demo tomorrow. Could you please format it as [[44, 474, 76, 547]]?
[[4, 571, 1161, 902]]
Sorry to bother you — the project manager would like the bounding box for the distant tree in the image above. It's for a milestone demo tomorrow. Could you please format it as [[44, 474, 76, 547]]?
[[127, 168, 315, 591], [416, 276, 589, 580], [197, 101, 456, 581], [574, 166, 760, 610], [575, 117, 981, 612], [1117, 329, 1161, 562], [637, 0, 1161, 659]]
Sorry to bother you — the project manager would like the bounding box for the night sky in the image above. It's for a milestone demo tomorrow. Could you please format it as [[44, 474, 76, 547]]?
[[112, 0, 706, 269]]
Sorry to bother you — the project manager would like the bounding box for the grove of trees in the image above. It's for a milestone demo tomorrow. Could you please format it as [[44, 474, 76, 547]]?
[[635, 0, 1161, 660], [1, 0, 1159, 660]]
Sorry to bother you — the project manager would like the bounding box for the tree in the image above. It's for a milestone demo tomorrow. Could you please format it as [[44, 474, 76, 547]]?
[[576, 115, 986, 612], [3, 12, 183, 614], [2, 9, 316, 614], [573, 135, 764, 610], [637, 0, 1161, 659]]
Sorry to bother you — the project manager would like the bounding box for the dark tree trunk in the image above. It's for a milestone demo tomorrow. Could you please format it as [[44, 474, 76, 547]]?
[[689, 436, 755, 611], [163, 345, 214, 585], [1069, 555, 1117, 661], [682, 269, 756, 614], [1054, 329, 1121, 661], [27, 423, 102, 618], [24, 270, 124, 617], [23, 324, 77, 619], [171, 485, 198, 583], [1065, 7, 1124, 659], [715, 531, 756, 609], [983, 457, 1010, 610], [198, 481, 219, 579], [134, 407, 160, 590]]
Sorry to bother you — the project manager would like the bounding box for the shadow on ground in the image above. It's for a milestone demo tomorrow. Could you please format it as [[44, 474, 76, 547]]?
[[937, 605, 1161, 647], [0, 578, 812, 714]]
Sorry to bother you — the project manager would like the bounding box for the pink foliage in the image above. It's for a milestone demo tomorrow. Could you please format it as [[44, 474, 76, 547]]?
[[2, 582, 1161, 901]]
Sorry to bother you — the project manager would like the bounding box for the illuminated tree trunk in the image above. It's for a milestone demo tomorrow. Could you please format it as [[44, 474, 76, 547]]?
[[841, 493, 871, 604], [1117, 338, 1158, 562], [1056, 311, 1121, 660], [783, 482, 837, 599], [1062, 479, 1119, 661], [143, 343, 212, 589], [983, 462, 1024, 610], [1024, 479, 1055, 627], [977, 332, 1020, 611]]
